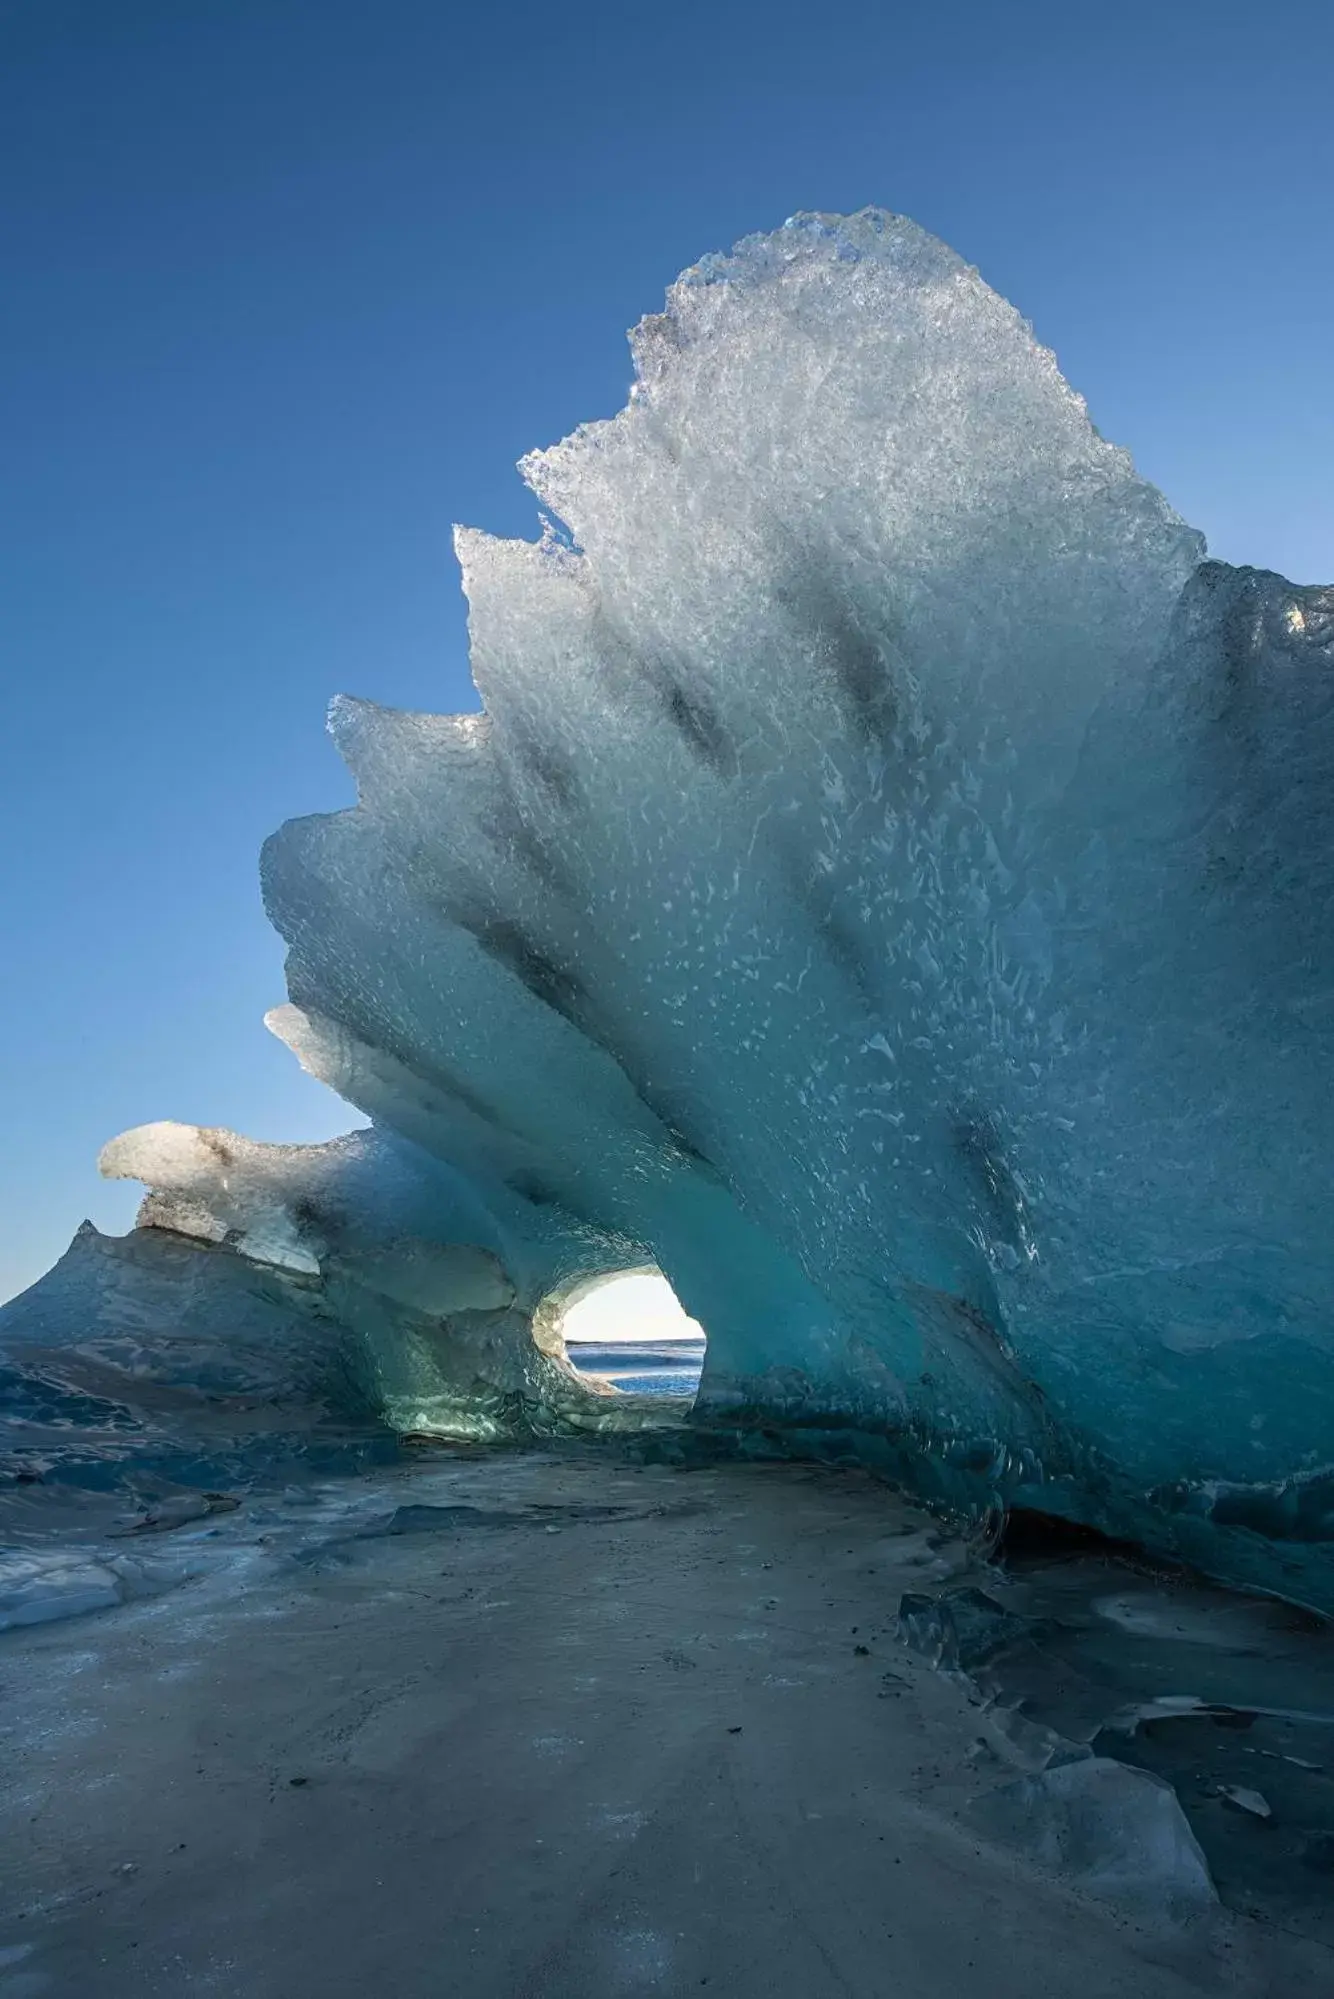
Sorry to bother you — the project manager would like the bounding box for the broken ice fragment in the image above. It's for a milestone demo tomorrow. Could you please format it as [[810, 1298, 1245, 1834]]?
[[1218, 1785, 1272, 1820], [0, 1554, 124, 1631], [897, 1587, 1039, 1672], [967, 1757, 1217, 1914], [976, 1703, 1091, 1775]]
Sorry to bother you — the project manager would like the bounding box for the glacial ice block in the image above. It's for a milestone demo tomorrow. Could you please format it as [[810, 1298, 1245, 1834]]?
[[41, 210, 1334, 1606]]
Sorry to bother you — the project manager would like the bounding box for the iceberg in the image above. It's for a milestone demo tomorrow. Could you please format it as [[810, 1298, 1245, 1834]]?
[[7, 210, 1334, 1609]]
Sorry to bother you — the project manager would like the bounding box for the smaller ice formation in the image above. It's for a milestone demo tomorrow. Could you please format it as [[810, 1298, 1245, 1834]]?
[[967, 1759, 1217, 1915], [87, 1124, 686, 1445], [5, 209, 1334, 1614], [898, 1533, 1334, 1933]]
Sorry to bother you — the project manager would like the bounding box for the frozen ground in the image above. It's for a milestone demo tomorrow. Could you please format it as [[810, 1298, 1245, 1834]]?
[[1, 1447, 1328, 1998]]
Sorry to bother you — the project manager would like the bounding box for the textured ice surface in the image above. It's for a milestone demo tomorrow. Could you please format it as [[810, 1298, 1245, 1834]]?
[[905, 1538, 1334, 1940], [967, 1758, 1217, 1914], [8, 209, 1334, 1608]]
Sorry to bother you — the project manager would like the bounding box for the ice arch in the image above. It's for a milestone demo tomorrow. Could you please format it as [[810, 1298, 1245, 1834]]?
[[85, 1122, 692, 1442], [7, 209, 1333, 1611]]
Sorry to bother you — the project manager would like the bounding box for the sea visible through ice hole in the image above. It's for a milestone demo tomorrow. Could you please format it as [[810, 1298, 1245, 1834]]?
[[558, 1271, 706, 1399]]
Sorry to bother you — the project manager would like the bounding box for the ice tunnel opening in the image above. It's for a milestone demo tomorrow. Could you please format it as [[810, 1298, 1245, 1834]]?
[[550, 1269, 707, 1403]]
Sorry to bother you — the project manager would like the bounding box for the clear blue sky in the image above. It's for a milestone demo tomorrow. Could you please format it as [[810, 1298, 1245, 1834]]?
[[3, 0, 1330, 1301]]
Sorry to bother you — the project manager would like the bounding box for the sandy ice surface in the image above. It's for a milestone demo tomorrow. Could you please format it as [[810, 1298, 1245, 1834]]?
[[0, 1448, 1326, 1998]]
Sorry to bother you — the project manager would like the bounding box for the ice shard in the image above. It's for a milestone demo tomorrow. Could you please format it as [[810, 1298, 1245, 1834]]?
[[9, 210, 1334, 1607]]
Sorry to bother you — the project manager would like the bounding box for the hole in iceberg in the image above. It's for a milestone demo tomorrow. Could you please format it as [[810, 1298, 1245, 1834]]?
[[553, 1269, 706, 1403]]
